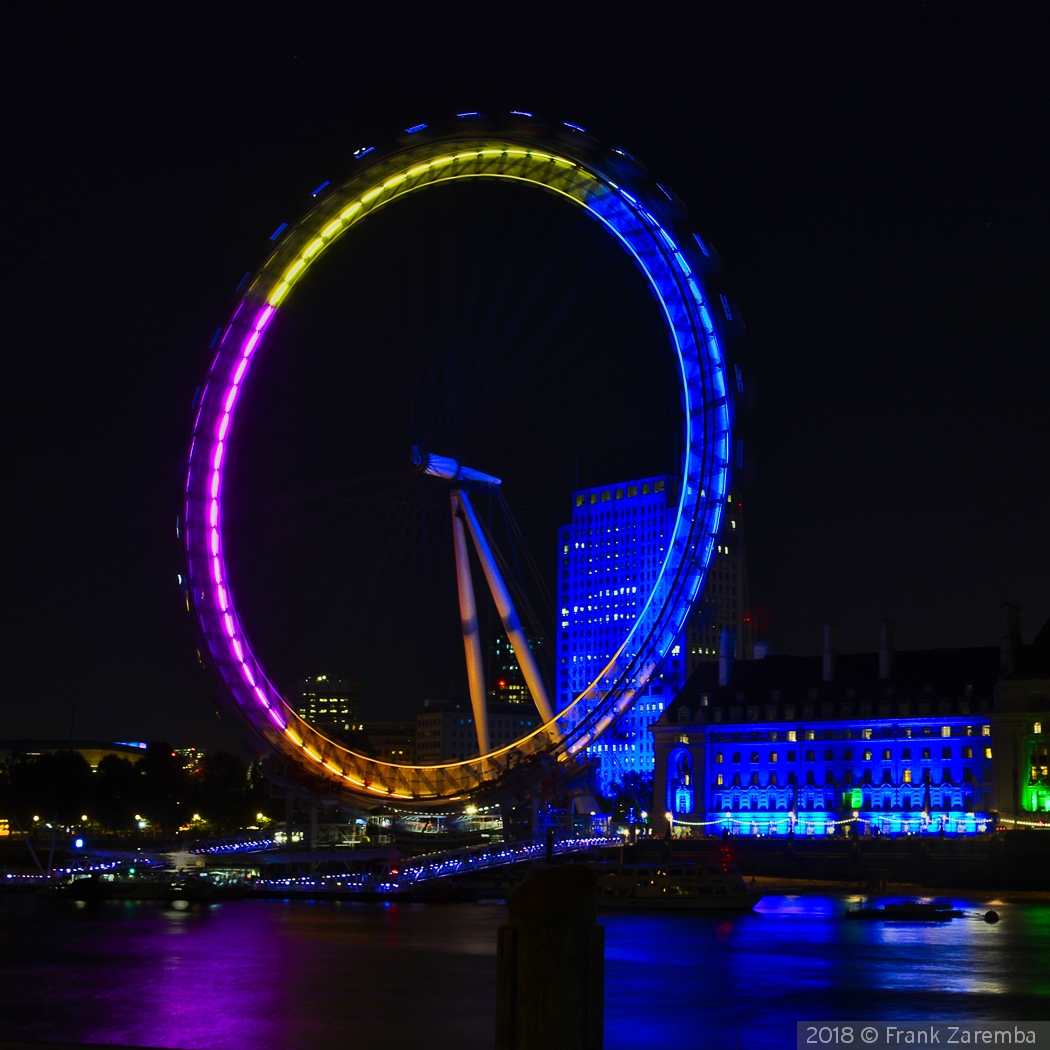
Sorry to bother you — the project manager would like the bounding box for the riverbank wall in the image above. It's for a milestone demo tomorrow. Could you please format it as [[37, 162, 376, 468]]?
[[635, 831, 1050, 890]]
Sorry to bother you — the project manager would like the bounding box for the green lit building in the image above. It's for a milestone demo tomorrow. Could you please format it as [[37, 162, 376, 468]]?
[[990, 606, 1050, 820]]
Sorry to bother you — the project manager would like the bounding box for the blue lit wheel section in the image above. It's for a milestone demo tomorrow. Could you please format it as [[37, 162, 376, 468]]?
[[184, 119, 733, 804]]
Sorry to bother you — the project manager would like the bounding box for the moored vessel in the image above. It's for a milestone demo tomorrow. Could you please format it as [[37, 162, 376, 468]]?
[[39, 867, 248, 903], [845, 899, 964, 921]]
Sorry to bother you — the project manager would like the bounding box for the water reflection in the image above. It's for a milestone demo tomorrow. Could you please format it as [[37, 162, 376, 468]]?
[[1, 895, 1049, 1049], [604, 896, 1050, 1049]]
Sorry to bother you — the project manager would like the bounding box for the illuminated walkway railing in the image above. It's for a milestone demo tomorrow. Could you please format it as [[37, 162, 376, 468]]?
[[250, 836, 619, 894], [396, 835, 617, 885]]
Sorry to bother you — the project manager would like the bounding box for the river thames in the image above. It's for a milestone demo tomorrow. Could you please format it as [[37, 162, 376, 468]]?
[[3, 893, 1050, 1049]]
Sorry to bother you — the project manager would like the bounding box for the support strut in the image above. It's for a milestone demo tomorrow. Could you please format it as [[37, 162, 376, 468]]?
[[451, 491, 491, 754], [457, 489, 557, 726]]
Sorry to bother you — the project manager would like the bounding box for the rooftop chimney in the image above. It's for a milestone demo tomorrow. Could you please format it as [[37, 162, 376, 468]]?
[[822, 623, 838, 682], [879, 619, 895, 680], [719, 629, 736, 687], [1001, 603, 1022, 674]]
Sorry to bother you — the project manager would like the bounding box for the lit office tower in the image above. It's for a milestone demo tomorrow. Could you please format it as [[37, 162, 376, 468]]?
[[685, 492, 753, 673], [555, 475, 686, 792], [295, 676, 362, 741], [490, 633, 543, 705]]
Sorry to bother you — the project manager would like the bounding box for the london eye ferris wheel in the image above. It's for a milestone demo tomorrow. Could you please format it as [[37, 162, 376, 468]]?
[[183, 113, 735, 807]]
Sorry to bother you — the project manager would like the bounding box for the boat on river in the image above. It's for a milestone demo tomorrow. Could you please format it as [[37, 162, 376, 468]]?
[[845, 900, 964, 922], [592, 862, 762, 911], [39, 867, 249, 903]]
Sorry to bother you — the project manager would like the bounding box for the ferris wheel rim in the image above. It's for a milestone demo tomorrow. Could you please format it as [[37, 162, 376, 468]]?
[[184, 121, 733, 804]]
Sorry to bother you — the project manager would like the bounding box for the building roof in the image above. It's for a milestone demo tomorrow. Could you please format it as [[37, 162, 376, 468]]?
[[0, 739, 149, 755], [666, 645, 1001, 720], [0, 739, 151, 768]]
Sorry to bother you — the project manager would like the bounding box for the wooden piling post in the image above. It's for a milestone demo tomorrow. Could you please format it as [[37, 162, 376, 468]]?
[[496, 864, 603, 1050]]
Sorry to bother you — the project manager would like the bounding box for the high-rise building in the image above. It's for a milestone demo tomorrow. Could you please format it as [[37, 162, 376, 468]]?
[[686, 491, 752, 673], [555, 475, 686, 791], [555, 477, 754, 793], [490, 633, 543, 705], [295, 676, 362, 741]]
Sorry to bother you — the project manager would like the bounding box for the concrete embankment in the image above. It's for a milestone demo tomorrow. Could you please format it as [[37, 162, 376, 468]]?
[[643, 831, 1050, 891]]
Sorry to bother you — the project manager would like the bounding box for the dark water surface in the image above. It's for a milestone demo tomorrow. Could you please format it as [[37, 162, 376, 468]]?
[[2, 894, 1050, 1049]]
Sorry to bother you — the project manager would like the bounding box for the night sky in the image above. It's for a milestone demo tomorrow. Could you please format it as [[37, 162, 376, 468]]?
[[5, 7, 1047, 752]]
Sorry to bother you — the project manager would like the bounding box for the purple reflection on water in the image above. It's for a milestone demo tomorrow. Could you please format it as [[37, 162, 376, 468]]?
[[1, 898, 500, 1050], [2, 895, 1050, 1050]]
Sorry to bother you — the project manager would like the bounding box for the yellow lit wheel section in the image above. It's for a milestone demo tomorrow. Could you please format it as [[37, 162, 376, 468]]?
[[184, 125, 732, 806]]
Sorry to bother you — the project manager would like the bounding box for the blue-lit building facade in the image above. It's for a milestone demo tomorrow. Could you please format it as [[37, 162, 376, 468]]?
[[555, 475, 754, 793], [651, 610, 1050, 837], [555, 475, 687, 791]]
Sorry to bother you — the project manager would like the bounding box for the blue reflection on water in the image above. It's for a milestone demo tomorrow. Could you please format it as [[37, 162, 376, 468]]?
[[604, 896, 1050, 1048], [2, 895, 1050, 1050]]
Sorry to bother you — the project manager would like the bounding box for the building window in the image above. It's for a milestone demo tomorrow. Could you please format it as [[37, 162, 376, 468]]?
[[982, 725, 991, 737], [902, 748, 911, 760], [863, 749, 872, 762], [882, 749, 891, 761], [715, 752, 723, 764], [922, 748, 931, 760], [805, 750, 815, 762], [732, 752, 741, 763], [769, 772, 778, 786], [984, 747, 993, 759], [843, 748, 853, 761], [941, 726, 951, 737], [787, 730, 797, 742], [1036, 723, 1044, 735], [787, 750, 796, 762], [962, 747, 973, 759], [862, 728, 872, 740], [770, 752, 778, 763], [844, 770, 853, 784], [903, 769, 912, 783], [963, 768, 973, 783], [716, 773, 723, 786]]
